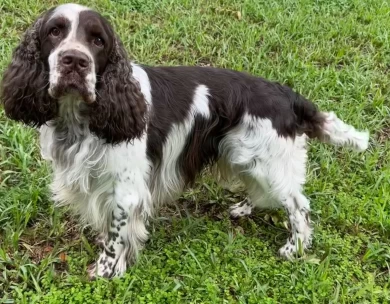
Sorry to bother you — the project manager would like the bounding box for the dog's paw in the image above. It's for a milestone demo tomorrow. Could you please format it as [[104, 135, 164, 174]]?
[[87, 253, 116, 279], [278, 243, 296, 260], [229, 199, 253, 218], [278, 236, 309, 260], [87, 251, 127, 280]]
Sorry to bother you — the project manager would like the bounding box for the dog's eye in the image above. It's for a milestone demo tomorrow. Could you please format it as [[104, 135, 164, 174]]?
[[50, 27, 61, 37], [93, 37, 104, 47]]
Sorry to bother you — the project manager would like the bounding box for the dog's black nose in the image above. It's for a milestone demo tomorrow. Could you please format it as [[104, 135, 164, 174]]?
[[61, 50, 90, 71]]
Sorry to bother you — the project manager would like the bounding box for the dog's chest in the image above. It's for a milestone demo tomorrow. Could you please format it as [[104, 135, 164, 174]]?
[[40, 124, 109, 196]]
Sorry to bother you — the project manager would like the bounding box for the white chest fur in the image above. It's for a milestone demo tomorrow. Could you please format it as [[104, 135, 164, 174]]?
[[39, 101, 152, 232]]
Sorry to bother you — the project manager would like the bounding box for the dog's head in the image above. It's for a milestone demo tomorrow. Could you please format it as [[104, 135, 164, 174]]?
[[1, 3, 147, 143]]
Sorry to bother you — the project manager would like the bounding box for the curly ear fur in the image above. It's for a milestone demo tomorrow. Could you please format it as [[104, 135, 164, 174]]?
[[88, 38, 147, 144], [0, 16, 58, 126]]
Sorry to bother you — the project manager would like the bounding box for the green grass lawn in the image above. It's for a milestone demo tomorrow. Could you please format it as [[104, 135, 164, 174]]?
[[1, 0, 390, 303]]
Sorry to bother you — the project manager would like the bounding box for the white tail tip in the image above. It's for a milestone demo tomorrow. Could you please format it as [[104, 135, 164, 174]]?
[[320, 112, 369, 151]]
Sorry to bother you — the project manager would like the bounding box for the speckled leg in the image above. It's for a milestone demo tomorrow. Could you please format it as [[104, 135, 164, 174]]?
[[278, 193, 312, 259], [88, 202, 149, 279]]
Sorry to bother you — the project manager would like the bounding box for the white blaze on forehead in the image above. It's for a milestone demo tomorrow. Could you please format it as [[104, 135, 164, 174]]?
[[51, 3, 89, 20]]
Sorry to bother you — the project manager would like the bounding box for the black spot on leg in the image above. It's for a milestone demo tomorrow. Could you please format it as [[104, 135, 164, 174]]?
[[108, 231, 119, 240], [238, 200, 246, 207], [289, 234, 295, 246], [108, 262, 113, 268], [116, 221, 126, 231], [109, 245, 115, 252], [104, 249, 116, 258], [103, 271, 111, 278], [119, 211, 127, 220]]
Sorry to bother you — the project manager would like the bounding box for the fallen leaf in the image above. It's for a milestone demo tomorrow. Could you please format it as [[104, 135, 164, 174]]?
[[43, 246, 53, 253], [59, 252, 67, 262]]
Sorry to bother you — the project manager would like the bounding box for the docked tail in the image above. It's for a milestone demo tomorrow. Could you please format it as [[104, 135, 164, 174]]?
[[292, 94, 369, 151]]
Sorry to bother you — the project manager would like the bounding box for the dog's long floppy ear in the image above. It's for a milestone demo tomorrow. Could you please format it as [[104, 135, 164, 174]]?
[[0, 11, 58, 126], [88, 36, 147, 145]]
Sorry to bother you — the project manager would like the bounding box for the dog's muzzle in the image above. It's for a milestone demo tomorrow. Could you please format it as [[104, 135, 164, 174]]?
[[49, 49, 96, 104], [59, 49, 90, 74]]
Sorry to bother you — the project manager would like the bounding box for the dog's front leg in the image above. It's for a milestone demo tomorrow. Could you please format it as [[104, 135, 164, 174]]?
[[88, 179, 150, 279]]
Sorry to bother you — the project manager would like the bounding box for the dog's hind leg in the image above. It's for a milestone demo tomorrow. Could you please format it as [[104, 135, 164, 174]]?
[[221, 115, 312, 257]]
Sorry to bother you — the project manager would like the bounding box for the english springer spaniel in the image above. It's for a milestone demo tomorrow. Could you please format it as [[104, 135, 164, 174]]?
[[1, 3, 369, 279]]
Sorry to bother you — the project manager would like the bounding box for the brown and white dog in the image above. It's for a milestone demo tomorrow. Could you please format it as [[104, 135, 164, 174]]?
[[0, 3, 369, 278]]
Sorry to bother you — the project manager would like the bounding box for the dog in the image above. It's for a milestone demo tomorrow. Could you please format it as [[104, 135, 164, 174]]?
[[0, 3, 369, 278]]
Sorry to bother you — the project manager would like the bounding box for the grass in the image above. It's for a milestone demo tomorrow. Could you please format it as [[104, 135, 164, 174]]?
[[0, 0, 390, 302]]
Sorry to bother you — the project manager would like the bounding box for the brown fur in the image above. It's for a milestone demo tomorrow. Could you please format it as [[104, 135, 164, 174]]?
[[1, 11, 59, 126]]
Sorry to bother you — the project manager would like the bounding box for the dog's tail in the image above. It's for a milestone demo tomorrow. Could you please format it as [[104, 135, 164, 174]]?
[[293, 94, 369, 151]]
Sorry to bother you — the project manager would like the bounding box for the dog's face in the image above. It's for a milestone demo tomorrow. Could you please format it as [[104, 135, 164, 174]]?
[[1, 3, 147, 144], [41, 4, 114, 103]]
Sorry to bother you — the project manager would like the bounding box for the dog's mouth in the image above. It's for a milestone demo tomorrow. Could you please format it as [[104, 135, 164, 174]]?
[[49, 72, 95, 104]]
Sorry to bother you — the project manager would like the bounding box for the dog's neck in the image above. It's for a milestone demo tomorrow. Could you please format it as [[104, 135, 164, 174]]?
[[54, 95, 91, 140], [45, 95, 107, 178]]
